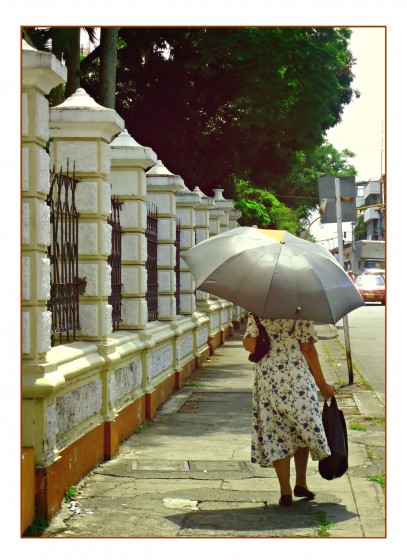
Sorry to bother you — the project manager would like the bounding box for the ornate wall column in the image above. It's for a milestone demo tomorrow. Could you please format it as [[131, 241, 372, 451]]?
[[228, 208, 244, 327], [146, 161, 185, 321], [192, 187, 215, 303], [49, 88, 124, 342], [110, 130, 157, 329], [175, 185, 201, 315], [213, 188, 235, 231], [208, 202, 224, 238], [21, 40, 67, 529], [213, 188, 233, 232], [22, 40, 67, 367], [229, 208, 242, 229]]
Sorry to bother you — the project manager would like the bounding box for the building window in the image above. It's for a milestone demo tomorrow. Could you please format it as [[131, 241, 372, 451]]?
[[107, 196, 123, 331], [47, 164, 86, 346], [145, 203, 158, 321]]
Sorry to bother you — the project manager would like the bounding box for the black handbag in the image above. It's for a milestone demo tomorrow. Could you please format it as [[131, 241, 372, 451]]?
[[248, 315, 271, 363], [318, 396, 349, 480]]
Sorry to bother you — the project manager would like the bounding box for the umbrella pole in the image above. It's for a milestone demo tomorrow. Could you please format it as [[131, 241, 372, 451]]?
[[342, 316, 354, 385], [335, 178, 354, 385]]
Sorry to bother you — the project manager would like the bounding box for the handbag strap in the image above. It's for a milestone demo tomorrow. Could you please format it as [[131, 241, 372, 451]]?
[[253, 315, 267, 336]]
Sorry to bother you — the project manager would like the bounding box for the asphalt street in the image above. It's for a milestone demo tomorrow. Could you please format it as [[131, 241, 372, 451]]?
[[336, 305, 385, 403]]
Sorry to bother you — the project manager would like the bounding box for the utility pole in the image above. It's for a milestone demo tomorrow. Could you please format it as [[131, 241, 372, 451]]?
[[335, 178, 354, 385]]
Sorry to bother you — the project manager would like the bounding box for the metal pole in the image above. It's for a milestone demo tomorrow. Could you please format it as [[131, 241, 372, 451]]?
[[335, 178, 354, 385]]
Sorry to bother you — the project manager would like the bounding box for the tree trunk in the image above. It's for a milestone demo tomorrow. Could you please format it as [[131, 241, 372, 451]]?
[[65, 28, 81, 98], [99, 27, 119, 109]]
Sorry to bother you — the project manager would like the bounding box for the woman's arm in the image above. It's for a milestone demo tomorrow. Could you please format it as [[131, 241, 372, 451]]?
[[243, 336, 256, 353], [300, 342, 338, 400], [243, 313, 258, 353]]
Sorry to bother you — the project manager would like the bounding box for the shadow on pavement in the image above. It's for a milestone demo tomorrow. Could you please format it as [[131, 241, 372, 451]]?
[[166, 500, 358, 536]]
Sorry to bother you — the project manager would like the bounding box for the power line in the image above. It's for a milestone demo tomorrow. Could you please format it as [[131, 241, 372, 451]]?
[[275, 195, 319, 200], [328, 138, 382, 152]]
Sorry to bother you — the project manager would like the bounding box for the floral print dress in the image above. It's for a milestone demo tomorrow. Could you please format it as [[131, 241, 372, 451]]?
[[245, 314, 331, 466]]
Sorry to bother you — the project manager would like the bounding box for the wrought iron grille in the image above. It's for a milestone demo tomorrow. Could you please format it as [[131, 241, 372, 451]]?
[[175, 219, 181, 315], [108, 196, 123, 331], [146, 203, 158, 322], [47, 163, 85, 345]]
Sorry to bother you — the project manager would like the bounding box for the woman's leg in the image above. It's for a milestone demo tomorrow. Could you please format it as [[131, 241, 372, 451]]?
[[273, 456, 292, 496], [294, 446, 310, 488]]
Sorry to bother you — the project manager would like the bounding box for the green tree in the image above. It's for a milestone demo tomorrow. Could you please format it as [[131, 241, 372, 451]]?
[[233, 178, 300, 233], [99, 27, 119, 108], [22, 26, 98, 104], [273, 141, 358, 218], [79, 27, 358, 195], [353, 214, 367, 240], [24, 26, 359, 209]]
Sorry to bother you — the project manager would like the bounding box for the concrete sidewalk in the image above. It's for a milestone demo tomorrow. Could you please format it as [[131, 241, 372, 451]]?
[[43, 323, 385, 538]]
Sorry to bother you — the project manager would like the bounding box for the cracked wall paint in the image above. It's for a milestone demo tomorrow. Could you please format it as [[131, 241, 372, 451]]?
[[210, 313, 220, 330], [38, 257, 51, 301], [147, 345, 173, 381], [55, 379, 102, 437], [222, 309, 229, 326], [197, 327, 209, 349], [177, 333, 194, 362], [44, 403, 58, 462], [108, 359, 142, 408], [38, 310, 52, 353]]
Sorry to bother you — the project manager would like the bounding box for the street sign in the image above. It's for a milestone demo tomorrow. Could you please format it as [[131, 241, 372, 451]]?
[[318, 176, 357, 224]]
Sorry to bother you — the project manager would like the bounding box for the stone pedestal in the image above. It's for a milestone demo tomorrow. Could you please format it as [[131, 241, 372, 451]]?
[[22, 40, 67, 363], [212, 188, 233, 232], [49, 88, 124, 341], [110, 129, 158, 329], [229, 208, 242, 229], [176, 185, 202, 314], [192, 186, 215, 302], [146, 161, 185, 320]]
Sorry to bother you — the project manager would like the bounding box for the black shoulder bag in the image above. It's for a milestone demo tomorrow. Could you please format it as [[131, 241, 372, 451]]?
[[318, 396, 349, 480], [248, 315, 271, 363]]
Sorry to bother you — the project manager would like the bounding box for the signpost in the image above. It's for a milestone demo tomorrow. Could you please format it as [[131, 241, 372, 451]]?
[[318, 176, 357, 385]]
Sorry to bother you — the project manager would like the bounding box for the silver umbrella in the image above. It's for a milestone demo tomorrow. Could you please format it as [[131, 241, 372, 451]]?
[[182, 227, 364, 324]]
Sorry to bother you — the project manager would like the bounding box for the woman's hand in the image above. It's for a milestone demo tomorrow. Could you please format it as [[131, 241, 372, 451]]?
[[320, 384, 339, 400], [243, 337, 256, 353]]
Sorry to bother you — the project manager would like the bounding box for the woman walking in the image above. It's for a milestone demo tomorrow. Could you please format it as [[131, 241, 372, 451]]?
[[243, 313, 338, 506]]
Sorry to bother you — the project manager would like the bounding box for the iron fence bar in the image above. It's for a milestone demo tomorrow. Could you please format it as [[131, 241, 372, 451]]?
[[108, 196, 123, 331], [146, 202, 158, 322], [175, 219, 181, 315], [47, 162, 82, 345]]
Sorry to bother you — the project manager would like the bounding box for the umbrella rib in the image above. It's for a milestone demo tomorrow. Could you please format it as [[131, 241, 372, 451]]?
[[297, 250, 338, 323], [260, 243, 283, 318]]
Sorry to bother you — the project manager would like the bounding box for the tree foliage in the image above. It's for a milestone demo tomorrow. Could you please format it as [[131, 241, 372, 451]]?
[[23, 26, 359, 219], [353, 214, 367, 241], [233, 178, 300, 233], [272, 141, 357, 218], [22, 26, 98, 105], [80, 27, 359, 197]]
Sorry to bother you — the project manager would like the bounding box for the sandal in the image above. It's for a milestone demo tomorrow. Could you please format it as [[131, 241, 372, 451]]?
[[293, 485, 315, 500], [278, 495, 293, 507]]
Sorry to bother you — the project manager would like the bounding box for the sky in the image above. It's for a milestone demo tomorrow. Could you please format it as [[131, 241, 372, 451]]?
[[309, 26, 386, 248], [326, 27, 385, 183]]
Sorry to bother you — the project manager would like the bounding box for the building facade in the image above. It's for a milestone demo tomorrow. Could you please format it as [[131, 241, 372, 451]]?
[[21, 41, 244, 532]]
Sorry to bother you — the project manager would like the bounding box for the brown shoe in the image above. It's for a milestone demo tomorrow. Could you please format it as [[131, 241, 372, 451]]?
[[294, 485, 315, 500], [279, 495, 293, 507]]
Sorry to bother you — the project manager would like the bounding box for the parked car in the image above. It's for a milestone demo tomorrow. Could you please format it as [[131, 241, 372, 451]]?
[[363, 268, 385, 281], [354, 274, 385, 304]]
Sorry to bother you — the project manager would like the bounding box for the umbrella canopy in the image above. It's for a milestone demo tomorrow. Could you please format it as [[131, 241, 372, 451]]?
[[181, 227, 364, 324]]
